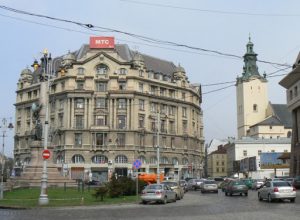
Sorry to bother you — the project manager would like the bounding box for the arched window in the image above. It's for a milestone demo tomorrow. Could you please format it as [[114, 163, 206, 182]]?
[[71, 154, 85, 164], [182, 158, 189, 165], [150, 156, 157, 164], [92, 155, 108, 164], [160, 156, 169, 164], [138, 155, 147, 164], [172, 157, 179, 165], [96, 64, 109, 75], [115, 155, 128, 163], [287, 131, 292, 138], [56, 155, 64, 164]]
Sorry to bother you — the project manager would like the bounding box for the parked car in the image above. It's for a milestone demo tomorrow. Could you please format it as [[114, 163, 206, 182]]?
[[224, 180, 248, 196], [162, 181, 184, 200], [201, 180, 218, 193], [179, 180, 188, 192], [258, 181, 296, 203], [251, 179, 265, 190], [187, 179, 206, 191], [292, 176, 300, 189], [141, 184, 176, 204]]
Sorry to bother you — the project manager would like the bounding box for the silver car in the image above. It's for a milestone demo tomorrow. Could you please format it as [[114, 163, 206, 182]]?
[[251, 179, 264, 190], [258, 181, 296, 203], [141, 184, 176, 204], [201, 180, 218, 193]]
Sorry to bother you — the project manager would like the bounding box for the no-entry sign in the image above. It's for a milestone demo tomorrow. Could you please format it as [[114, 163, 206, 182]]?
[[42, 149, 50, 160]]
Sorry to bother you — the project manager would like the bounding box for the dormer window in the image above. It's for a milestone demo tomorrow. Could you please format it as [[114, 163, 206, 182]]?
[[96, 64, 109, 75], [154, 73, 161, 80]]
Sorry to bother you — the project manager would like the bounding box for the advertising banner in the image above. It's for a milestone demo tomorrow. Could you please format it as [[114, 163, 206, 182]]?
[[90, 36, 115, 49], [260, 152, 289, 169], [248, 156, 257, 171]]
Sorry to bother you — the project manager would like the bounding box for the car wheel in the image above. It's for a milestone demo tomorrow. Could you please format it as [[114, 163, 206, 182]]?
[[201, 190, 204, 193], [268, 194, 273, 203], [258, 193, 262, 201], [230, 193, 233, 196], [225, 192, 228, 196], [245, 193, 248, 196], [142, 200, 147, 205], [162, 196, 167, 204], [240, 193, 242, 196], [290, 198, 295, 203]]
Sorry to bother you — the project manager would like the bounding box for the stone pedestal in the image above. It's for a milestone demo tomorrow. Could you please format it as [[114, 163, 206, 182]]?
[[12, 141, 76, 187]]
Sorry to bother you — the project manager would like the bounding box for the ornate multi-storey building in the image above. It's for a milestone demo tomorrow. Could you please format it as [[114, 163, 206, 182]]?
[[14, 37, 204, 183]]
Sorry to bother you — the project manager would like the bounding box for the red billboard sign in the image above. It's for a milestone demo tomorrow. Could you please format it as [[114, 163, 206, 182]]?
[[90, 36, 115, 49]]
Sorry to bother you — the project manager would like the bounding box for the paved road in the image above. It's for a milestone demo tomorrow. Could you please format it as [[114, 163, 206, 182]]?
[[1, 189, 300, 220]]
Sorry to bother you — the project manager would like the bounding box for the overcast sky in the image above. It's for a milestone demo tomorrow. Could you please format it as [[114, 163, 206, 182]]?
[[0, 0, 299, 157]]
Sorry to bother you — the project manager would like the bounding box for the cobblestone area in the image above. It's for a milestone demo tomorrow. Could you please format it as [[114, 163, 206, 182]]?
[[1, 190, 300, 220]]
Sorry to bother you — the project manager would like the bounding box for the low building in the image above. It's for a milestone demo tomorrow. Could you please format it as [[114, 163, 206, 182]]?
[[226, 137, 291, 179], [207, 145, 227, 178]]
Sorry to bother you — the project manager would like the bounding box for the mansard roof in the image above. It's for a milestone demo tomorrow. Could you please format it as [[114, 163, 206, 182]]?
[[75, 44, 176, 76]]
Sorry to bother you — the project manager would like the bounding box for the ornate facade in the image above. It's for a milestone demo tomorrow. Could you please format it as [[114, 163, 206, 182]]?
[[14, 40, 204, 182]]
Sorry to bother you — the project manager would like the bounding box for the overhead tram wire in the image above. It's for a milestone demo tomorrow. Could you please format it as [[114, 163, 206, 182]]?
[[120, 0, 300, 17], [0, 5, 292, 68]]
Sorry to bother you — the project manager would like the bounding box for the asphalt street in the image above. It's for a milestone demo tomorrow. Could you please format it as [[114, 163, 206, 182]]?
[[1, 189, 300, 220]]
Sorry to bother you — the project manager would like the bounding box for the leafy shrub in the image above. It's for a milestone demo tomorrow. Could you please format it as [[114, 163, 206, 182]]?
[[106, 173, 148, 198], [93, 185, 108, 201]]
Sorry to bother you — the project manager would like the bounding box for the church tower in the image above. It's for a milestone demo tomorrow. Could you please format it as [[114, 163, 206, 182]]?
[[236, 37, 269, 139]]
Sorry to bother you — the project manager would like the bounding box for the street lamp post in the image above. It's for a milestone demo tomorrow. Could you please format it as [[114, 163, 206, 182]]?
[[156, 112, 160, 184], [0, 118, 14, 200], [38, 49, 52, 205]]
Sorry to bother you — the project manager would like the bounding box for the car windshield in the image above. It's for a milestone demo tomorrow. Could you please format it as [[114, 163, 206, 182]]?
[[146, 185, 163, 190], [163, 182, 178, 187], [204, 181, 216, 184], [273, 182, 291, 187]]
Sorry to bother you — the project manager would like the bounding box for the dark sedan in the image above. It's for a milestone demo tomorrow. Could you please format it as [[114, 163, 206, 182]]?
[[224, 180, 248, 196]]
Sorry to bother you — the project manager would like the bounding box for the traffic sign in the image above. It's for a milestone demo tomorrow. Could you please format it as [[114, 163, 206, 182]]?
[[133, 159, 142, 169], [42, 149, 51, 159]]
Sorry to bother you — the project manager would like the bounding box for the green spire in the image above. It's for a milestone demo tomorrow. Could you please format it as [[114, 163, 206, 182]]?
[[242, 36, 260, 78]]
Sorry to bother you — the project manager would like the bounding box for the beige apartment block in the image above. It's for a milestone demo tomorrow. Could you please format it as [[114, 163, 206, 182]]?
[[207, 146, 227, 178], [14, 41, 204, 182]]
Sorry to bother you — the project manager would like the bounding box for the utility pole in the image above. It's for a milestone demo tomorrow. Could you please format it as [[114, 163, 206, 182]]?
[[38, 49, 51, 205], [156, 111, 160, 184]]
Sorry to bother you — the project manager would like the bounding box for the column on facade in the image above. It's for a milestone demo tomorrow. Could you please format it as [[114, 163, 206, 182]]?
[[70, 98, 74, 128], [127, 98, 130, 130], [113, 99, 117, 129], [131, 99, 135, 130], [67, 98, 71, 128], [84, 98, 88, 128]]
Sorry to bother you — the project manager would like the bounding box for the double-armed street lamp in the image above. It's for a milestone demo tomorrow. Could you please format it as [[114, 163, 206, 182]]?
[[0, 118, 14, 200]]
